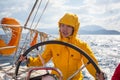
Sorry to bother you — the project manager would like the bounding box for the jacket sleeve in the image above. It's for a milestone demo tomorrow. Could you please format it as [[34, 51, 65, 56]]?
[[27, 45, 52, 67], [82, 43, 98, 79]]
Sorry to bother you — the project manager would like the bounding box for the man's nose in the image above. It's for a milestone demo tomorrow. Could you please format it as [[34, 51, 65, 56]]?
[[64, 26, 68, 30]]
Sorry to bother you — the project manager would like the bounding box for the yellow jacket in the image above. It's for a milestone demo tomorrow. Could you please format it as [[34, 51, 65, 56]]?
[[27, 13, 98, 80]]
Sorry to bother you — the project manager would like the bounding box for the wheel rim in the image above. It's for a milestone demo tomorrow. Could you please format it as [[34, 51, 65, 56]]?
[[15, 40, 101, 79]]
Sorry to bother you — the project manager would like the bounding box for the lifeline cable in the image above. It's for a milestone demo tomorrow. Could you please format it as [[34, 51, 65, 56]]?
[[24, 0, 39, 28], [29, 0, 43, 29], [34, 0, 49, 30]]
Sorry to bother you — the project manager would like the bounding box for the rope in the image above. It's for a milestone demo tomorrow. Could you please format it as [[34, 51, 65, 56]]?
[[0, 24, 23, 27], [1, 26, 11, 38], [29, 0, 43, 29], [34, 0, 49, 29], [0, 24, 51, 37], [19, 0, 49, 55], [24, 0, 39, 28], [20, 0, 40, 54], [0, 46, 16, 50]]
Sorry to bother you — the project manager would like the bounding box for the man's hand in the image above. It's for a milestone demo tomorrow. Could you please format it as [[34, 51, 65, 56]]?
[[18, 54, 27, 62], [96, 72, 107, 80]]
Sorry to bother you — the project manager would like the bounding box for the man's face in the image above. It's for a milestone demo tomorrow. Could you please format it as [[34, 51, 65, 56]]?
[[60, 24, 73, 38]]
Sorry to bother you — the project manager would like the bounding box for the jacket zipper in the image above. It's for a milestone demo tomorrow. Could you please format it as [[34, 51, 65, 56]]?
[[65, 46, 70, 78]]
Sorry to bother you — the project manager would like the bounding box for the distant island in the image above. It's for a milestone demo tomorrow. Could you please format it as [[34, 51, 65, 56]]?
[[38, 25, 120, 35], [79, 25, 120, 35]]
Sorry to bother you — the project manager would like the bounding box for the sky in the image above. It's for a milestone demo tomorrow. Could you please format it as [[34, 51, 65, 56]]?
[[0, 0, 120, 32]]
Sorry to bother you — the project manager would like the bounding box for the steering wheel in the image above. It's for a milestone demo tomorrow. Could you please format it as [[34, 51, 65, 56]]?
[[15, 40, 101, 80]]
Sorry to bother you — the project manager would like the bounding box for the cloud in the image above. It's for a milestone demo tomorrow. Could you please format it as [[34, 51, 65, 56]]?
[[0, 0, 120, 32]]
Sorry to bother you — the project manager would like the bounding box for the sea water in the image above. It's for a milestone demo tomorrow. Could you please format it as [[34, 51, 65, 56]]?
[[79, 35, 120, 80], [0, 35, 120, 80]]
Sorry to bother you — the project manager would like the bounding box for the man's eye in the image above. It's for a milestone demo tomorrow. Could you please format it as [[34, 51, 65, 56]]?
[[67, 25, 73, 28], [61, 24, 65, 27]]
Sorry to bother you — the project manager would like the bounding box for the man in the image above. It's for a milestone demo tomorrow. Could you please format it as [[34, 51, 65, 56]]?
[[20, 13, 105, 80]]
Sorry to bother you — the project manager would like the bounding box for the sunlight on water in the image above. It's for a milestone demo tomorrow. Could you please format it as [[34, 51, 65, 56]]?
[[79, 35, 120, 79]]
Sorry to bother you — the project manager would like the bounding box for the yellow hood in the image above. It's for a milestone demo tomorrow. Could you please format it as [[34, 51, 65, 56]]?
[[27, 13, 98, 80], [58, 13, 80, 38]]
